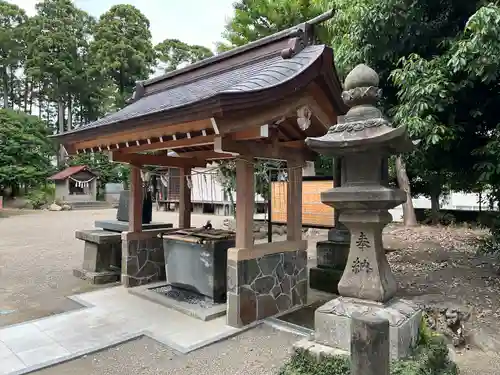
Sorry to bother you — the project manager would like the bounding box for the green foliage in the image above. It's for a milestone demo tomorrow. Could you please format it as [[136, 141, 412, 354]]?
[[90, 4, 156, 105], [0, 0, 27, 109], [218, 0, 329, 51], [216, 159, 284, 215], [26, 183, 54, 209], [155, 39, 213, 72], [25, 0, 93, 107], [0, 109, 55, 189], [278, 335, 456, 375]]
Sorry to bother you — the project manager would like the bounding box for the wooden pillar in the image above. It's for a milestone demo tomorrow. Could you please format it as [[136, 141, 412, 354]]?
[[235, 157, 254, 248], [287, 161, 302, 241], [129, 165, 143, 232], [179, 166, 192, 228]]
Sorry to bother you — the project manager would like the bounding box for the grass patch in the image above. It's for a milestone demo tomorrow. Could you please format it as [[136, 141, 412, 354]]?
[[279, 335, 457, 375]]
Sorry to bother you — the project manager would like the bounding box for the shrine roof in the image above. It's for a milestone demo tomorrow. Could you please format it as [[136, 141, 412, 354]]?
[[48, 165, 95, 180], [53, 9, 345, 146], [71, 45, 325, 132]]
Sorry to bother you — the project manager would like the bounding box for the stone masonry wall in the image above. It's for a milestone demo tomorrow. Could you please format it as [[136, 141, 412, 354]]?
[[122, 236, 166, 287], [227, 250, 308, 327]]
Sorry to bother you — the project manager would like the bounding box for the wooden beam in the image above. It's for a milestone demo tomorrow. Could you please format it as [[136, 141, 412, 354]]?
[[129, 165, 143, 232], [110, 151, 206, 168], [176, 150, 234, 159], [179, 167, 192, 228], [281, 140, 307, 149], [235, 157, 254, 248], [115, 134, 215, 154], [287, 160, 302, 241], [73, 119, 212, 151], [308, 82, 338, 125], [127, 135, 214, 154], [214, 136, 314, 163], [215, 95, 308, 135], [229, 125, 269, 140]]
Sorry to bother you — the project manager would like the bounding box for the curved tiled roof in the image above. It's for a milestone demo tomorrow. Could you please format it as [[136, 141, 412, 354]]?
[[68, 45, 326, 134]]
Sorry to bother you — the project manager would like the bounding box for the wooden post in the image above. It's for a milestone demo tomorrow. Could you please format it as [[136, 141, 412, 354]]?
[[179, 166, 192, 228], [267, 168, 273, 243], [235, 157, 254, 248], [129, 165, 143, 232], [287, 161, 302, 241], [350, 313, 390, 375]]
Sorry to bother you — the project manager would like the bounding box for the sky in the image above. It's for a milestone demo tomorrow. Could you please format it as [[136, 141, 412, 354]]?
[[8, 0, 236, 50]]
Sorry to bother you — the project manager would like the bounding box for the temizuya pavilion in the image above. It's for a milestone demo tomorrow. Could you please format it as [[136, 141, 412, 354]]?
[[52, 11, 347, 328]]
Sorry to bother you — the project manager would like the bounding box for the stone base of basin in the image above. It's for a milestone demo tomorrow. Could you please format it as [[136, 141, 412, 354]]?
[[73, 268, 120, 285], [314, 297, 421, 359], [226, 240, 309, 328], [128, 282, 227, 321]]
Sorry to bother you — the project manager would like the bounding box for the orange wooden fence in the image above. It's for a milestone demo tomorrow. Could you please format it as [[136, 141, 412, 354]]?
[[271, 179, 335, 227]]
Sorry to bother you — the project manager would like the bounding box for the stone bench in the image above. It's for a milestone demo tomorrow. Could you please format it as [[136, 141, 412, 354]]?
[[73, 229, 122, 284]]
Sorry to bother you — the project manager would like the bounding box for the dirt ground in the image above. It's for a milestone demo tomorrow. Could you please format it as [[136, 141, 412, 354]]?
[[2, 208, 500, 373]]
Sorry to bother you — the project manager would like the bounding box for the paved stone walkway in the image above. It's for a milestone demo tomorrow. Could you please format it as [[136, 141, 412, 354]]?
[[0, 287, 243, 375]]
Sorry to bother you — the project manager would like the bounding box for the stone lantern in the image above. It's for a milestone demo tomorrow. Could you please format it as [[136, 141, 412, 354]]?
[[305, 64, 421, 359]]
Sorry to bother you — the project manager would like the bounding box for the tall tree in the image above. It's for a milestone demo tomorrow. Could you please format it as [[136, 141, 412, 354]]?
[[392, 3, 500, 228], [0, 1, 27, 109], [90, 4, 156, 107], [156, 39, 213, 72], [326, 0, 484, 225], [25, 0, 94, 165]]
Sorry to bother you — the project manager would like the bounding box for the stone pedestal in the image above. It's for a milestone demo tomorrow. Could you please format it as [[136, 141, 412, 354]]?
[[309, 228, 350, 294], [314, 297, 421, 359], [73, 229, 122, 284], [336, 210, 398, 302]]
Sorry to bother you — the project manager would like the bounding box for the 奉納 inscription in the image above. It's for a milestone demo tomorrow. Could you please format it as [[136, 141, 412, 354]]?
[[351, 257, 373, 274], [356, 232, 370, 251]]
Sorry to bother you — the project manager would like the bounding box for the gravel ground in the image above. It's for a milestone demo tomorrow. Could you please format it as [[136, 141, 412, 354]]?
[[2, 209, 500, 374], [33, 325, 299, 375], [0, 209, 236, 327]]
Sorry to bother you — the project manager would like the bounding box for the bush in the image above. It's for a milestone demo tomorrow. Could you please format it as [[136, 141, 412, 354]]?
[[278, 335, 457, 375], [26, 184, 55, 209]]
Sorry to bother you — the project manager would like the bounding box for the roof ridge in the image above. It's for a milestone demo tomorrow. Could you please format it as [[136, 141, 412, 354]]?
[[138, 9, 335, 90]]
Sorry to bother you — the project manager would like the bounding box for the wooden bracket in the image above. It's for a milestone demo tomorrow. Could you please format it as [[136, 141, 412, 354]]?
[[110, 151, 206, 168], [214, 136, 315, 164]]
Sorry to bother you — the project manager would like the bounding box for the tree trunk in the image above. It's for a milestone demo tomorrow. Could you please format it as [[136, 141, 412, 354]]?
[[9, 69, 15, 108], [57, 96, 65, 167], [395, 155, 417, 226], [67, 96, 72, 131], [429, 180, 441, 225], [1, 68, 9, 109], [23, 77, 29, 113]]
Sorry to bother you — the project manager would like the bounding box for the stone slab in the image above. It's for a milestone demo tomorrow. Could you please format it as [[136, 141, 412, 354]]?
[[314, 297, 421, 359], [128, 282, 227, 321], [75, 229, 122, 244], [0, 286, 246, 375], [309, 267, 343, 294], [72, 268, 120, 285], [293, 337, 349, 360], [95, 220, 172, 233]]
